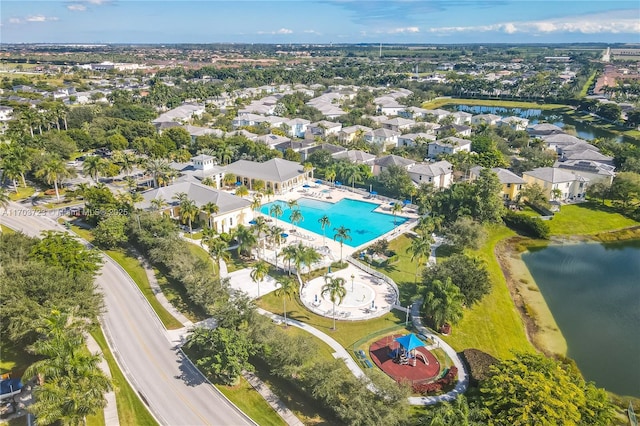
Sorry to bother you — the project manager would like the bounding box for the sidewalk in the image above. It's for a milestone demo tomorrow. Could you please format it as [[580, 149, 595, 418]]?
[[86, 334, 119, 426], [242, 372, 304, 426]]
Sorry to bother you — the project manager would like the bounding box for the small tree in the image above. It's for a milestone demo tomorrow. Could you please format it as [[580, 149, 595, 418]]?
[[321, 275, 347, 330], [333, 226, 352, 263], [250, 260, 270, 298], [274, 277, 296, 327]]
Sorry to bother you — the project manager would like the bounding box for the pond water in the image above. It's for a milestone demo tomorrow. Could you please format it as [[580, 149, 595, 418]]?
[[445, 104, 624, 142], [522, 241, 640, 397]]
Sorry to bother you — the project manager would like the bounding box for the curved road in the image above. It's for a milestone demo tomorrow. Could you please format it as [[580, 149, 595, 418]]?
[[3, 209, 253, 426]]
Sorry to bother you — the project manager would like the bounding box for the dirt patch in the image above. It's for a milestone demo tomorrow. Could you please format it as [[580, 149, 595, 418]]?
[[494, 237, 567, 357]]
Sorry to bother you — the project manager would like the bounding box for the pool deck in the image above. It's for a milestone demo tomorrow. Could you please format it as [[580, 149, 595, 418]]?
[[258, 182, 420, 261]]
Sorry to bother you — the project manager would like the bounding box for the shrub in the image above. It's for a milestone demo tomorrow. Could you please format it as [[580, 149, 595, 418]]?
[[412, 366, 458, 394], [503, 211, 550, 239], [460, 349, 498, 387]]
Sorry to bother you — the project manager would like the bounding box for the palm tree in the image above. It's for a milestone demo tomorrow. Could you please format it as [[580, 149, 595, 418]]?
[[235, 185, 249, 198], [250, 259, 270, 297], [321, 275, 347, 330], [150, 197, 167, 213], [303, 245, 322, 282], [343, 163, 363, 190], [223, 173, 237, 189], [179, 198, 199, 235], [325, 166, 336, 186], [82, 155, 108, 183], [287, 199, 298, 211], [201, 202, 219, 229], [280, 244, 297, 275], [201, 176, 216, 187], [406, 234, 432, 283], [1, 155, 22, 193], [302, 162, 313, 182], [269, 203, 283, 226], [36, 157, 71, 201], [274, 276, 296, 327], [252, 216, 270, 258], [264, 186, 275, 201], [200, 226, 217, 248], [333, 226, 352, 263], [232, 224, 257, 258], [145, 158, 170, 188], [208, 238, 231, 269], [392, 202, 403, 226], [318, 214, 331, 246], [289, 209, 303, 239], [422, 278, 464, 330], [250, 197, 262, 215]]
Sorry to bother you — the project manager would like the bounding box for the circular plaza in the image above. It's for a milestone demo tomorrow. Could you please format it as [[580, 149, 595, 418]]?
[[300, 263, 398, 320]]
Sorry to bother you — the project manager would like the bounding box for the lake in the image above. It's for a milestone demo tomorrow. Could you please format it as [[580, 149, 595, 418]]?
[[445, 104, 625, 142], [522, 241, 640, 397]]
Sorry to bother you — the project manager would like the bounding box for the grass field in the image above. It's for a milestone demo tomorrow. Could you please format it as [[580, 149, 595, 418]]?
[[422, 98, 570, 111], [216, 377, 287, 426], [578, 70, 598, 98], [8, 187, 36, 201], [545, 202, 639, 235]]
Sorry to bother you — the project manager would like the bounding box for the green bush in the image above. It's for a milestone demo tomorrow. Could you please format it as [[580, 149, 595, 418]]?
[[503, 211, 550, 239]]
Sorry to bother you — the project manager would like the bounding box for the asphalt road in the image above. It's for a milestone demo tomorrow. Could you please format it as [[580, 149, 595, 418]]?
[[2, 208, 254, 426]]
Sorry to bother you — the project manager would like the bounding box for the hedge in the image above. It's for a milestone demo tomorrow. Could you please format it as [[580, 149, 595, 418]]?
[[502, 211, 550, 239]]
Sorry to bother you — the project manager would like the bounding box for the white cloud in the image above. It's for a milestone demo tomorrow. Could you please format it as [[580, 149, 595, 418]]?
[[26, 15, 59, 22], [429, 10, 640, 35], [67, 4, 87, 11], [9, 18, 22, 24], [277, 28, 293, 34], [388, 26, 419, 34]]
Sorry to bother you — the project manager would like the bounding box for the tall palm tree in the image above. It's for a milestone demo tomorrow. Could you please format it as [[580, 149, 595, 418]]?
[[232, 224, 257, 258], [1, 155, 22, 193], [392, 202, 404, 226], [321, 275, 347, 330], [201, 202, 219, 229], [250, 260, 270, 298], [36, 157, 71, 201], [150, 197, 167, 213], [422, 278, 464, 330], [290, 242, 307, 278], [274, 276, 296, 327], [280, 244, 297, 275], [302, 162, 313, 182], [303, 245, 322, 282], [264, 186, 275, 201], [318, 214, 331, 246], [252, 216, 270, 258], [223, 173, 237, 189], [145, 158, 170, 188], [325, 166, 336, 186], [269, 203, 283, 226], [208, 238, 231, 269], [179, 198, 199, 235], [287, 199, 299, 212], [343, 163, 363, 189], [406, 234, 432, 283], [289, 209, 303, 239], [82, 155, 108, 183], [333, 226, 352, 263], [250, 197, 262, 215], [200, 226, 217, 249]]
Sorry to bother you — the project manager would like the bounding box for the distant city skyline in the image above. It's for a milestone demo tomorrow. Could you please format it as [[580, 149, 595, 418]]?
[[1, 1, 639, 44]]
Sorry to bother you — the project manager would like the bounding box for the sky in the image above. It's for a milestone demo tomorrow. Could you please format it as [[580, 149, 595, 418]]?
[[1, 0, 639, 44]]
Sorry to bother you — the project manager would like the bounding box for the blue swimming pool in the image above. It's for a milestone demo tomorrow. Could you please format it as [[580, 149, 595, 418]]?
[[260, 198, 407, 247]]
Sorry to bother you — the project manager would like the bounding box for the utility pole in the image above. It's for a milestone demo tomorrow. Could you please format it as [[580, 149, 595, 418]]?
[[379, 43, 382, 58]]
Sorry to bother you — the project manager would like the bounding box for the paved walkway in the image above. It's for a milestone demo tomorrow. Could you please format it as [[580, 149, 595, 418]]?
[[242, 372, 304, 426], [86, 333, 119, 426]]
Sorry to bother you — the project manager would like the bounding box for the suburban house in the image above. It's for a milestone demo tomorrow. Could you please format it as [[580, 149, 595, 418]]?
[[526, 123, 565, 137], [398, 133, 436, 147], [423, 109, 451, 122], [332, 150, 376, 171], [375, 97, 406, 116], [232, 113, 267, 128], [153, 103, 205, 124], [407, 161, 453, 190], [137, 181, 253, 233], [381, 117, 416, 132], [398, 106, 431, 119], [364, 128, 401, 151], [224, 158, 312, 194], [306, 93, 347, 118], [339, 125, 372, 143], [542, 133, 585, 152], [436, 124, 472, 137], [470, 166, 526, 202], [498, 116, 529, 131], [0, 106, 13, 121], [300, 143, 347, 161], [183, 125, 225, 142], [554, 160, 616, 185], [451, 111, 473, 125], [373, 155, 415, 177], [254, 133, 293, 149], [523, 167, 589, 201], [471, 113, 501, 126], [305, 120, 343, 139], [427, 137, 472, 159], [286, 118, 311, 138]]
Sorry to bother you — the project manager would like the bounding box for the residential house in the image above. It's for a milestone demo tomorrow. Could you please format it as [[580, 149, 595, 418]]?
[[332, 150, 376, 173], [373, 155, 415, 177], [423, 109, 451, 122], [363, 128, 400, 151], [255, 134, 293, 149], [381, 117, 416, 133], [407, 161, 453, 190], [526, 123, 565, 137], [523, 167, 589, 201], [153, 103, 205, 124], [137, 181, 252, 233], [451, 111, 473, 125], [554, 160, 616, 185], [224, 158, 312, 194], [305, 120, 343, 140], [285, 118, 311, 138], [427, 137, 472, 159], [436, 124, 472, 137], [471, 113, 501, 126], [300, 143, 347, 161], [0, 106, 13, 121], [470, 166, 526, 202], [232, 113, 267, 128], [498, 116, 529, 131], [398, 133, 436, 147], [183, 125, 225, 142], [375, 97, 406, 116], [339, 125, 372, 143], [398, 106, 431, 120]]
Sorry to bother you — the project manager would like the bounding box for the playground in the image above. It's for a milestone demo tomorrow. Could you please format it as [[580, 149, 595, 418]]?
[[369, 334, 440, 384]]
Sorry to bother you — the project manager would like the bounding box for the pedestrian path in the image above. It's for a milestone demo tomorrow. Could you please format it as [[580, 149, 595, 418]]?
[[242, 371, 304, 426], [86, 333, 119, 426]]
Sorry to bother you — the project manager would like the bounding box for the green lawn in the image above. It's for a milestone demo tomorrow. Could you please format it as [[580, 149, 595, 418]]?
[[152, 266, 209, 323], [0, 339, 39, 378], [8, 186, 36, 201], [90, 328, 158, 426], [216, 377, 287, 426], [257, 292, 406, 349], [578, 70, 598, 98], [422, 98, 569, 111], [545, 202, 639, 235]]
